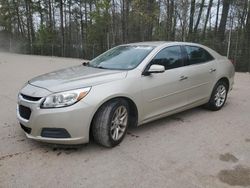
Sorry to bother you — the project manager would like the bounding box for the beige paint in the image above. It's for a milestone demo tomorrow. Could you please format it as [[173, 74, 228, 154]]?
[[16, 42, 235, 144]]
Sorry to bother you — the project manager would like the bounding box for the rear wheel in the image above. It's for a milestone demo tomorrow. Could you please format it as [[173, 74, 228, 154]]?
[[206, 81, 228, 111], [92, 99, 129, 147]]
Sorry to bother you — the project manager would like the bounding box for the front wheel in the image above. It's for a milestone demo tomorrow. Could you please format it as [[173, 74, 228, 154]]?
[[92, 99, 129, 147], [206, 81, 228, 111]]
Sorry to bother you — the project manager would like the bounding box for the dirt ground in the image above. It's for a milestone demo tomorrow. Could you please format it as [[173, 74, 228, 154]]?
[[0, 52, 250, 188]]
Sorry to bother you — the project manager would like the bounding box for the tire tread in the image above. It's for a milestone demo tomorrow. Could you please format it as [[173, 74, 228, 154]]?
[[92, 99, 129, 147]]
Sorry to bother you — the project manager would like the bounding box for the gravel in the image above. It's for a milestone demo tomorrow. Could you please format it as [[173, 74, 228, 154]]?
[[0, 52, 250, 188]]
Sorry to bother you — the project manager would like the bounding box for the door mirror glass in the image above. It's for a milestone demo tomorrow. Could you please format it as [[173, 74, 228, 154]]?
[[146, 64, 165, 75]]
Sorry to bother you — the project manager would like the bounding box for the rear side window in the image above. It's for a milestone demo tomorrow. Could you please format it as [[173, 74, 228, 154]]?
[[151, 46, 183, 70], [184, 46, 214, 65]]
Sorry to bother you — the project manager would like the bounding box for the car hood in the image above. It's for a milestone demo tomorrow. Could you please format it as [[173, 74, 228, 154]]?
[[28, 65, 127, 92]]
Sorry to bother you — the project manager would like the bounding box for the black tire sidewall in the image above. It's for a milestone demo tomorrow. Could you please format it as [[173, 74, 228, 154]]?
[[107, 100, 130, 146], [92, 99, 130, 147], [209, 81, 228, 110]]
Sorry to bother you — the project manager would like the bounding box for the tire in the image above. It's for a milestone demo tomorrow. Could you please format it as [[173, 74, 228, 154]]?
[[206, 80, 228, 111], [92, 99, 130, 147]]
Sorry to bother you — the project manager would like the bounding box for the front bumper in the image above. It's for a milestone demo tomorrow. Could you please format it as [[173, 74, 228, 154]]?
[[17, 86, 94, 145]]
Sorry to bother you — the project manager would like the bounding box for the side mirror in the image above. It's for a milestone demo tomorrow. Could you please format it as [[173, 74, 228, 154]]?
[[143, 64, 165, 75]]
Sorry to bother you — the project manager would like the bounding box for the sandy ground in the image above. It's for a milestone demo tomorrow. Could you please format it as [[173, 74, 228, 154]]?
[[0, 52, 250, 188]]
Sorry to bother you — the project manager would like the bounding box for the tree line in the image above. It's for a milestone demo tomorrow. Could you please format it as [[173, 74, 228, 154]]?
[[0, 0, 249, 71]]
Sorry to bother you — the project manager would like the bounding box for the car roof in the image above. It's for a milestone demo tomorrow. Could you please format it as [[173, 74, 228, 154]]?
[[123, 41, 222, 59], [124, 41, 205, 47], [123, 41, 168, 47]]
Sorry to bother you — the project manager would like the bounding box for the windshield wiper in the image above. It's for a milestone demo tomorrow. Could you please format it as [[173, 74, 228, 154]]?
[[83, 62, 109, 69], [96, 66, 109, 69], [82, 61, 90, 66], [82, 61, 107, 69]]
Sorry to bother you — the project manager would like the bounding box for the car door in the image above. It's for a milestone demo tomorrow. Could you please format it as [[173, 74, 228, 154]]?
[[140, 45, 190, 121], [182, 45, 217, 105]]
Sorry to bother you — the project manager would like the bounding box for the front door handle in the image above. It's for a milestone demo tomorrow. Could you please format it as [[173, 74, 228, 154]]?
[[209, 68, 216, 73], [179, 76, 188, 81]]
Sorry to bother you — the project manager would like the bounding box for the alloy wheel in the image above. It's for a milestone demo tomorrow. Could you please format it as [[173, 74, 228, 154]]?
[[110, 106, 128, 141], [214, 85, 227, 107]]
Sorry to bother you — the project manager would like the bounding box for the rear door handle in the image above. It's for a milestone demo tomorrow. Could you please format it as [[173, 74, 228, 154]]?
[[179, 76, 188, 81], [210, 68, 216, 73]]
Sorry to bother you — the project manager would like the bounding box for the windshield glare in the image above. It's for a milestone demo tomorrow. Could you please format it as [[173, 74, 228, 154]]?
[[89, 45, 155, 70]]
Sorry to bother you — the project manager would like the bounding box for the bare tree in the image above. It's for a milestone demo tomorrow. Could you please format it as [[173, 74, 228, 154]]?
[[0, 0, 250, 71], [218, 0, 231, 42], [246, 0, 250, 71], [25, 0, 35, 53], [188, 0, 195, 40], [194, 0, 205, 35], [59, 0, 64, 56], [202, 0, 213, 37], [214, 0, 220, 34], [121, 0, 129, 43]]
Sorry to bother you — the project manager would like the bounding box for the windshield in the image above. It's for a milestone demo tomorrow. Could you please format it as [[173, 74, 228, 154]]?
[[89, 45, 155, 70]]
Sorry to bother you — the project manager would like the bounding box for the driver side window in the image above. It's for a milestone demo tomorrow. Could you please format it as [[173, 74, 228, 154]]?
[[150, 46, 183, 70]]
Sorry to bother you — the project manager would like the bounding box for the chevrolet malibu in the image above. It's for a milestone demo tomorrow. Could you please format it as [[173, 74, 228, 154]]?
[[17, 42, 235, 147]]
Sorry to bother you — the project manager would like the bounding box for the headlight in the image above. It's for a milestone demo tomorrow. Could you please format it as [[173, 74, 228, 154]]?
[[41, 87, 91, 108]]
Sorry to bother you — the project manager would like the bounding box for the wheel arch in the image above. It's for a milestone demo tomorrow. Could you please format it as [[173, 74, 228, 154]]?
[[208, 76, 230, 103], [89, 96, 139, 138], [205, 76, 230, 111], [217, 77, 230, 90]]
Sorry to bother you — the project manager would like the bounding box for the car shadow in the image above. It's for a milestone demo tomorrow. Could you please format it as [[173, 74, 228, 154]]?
[[41, 106, 206, 149], [21, 103, 231, 156], [128, 106, 205, 132]]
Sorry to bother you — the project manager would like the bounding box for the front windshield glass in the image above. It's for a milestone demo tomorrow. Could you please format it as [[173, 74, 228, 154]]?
[[89, 45, 155, 70]]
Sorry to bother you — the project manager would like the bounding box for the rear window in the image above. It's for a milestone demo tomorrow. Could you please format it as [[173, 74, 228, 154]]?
[[184, 46, 214, 65]]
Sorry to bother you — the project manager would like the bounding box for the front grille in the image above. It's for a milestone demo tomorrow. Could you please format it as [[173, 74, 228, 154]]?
[[19, 105, 31, 120], [21, 94, 42, 102], [20, 123, 31, 134]]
